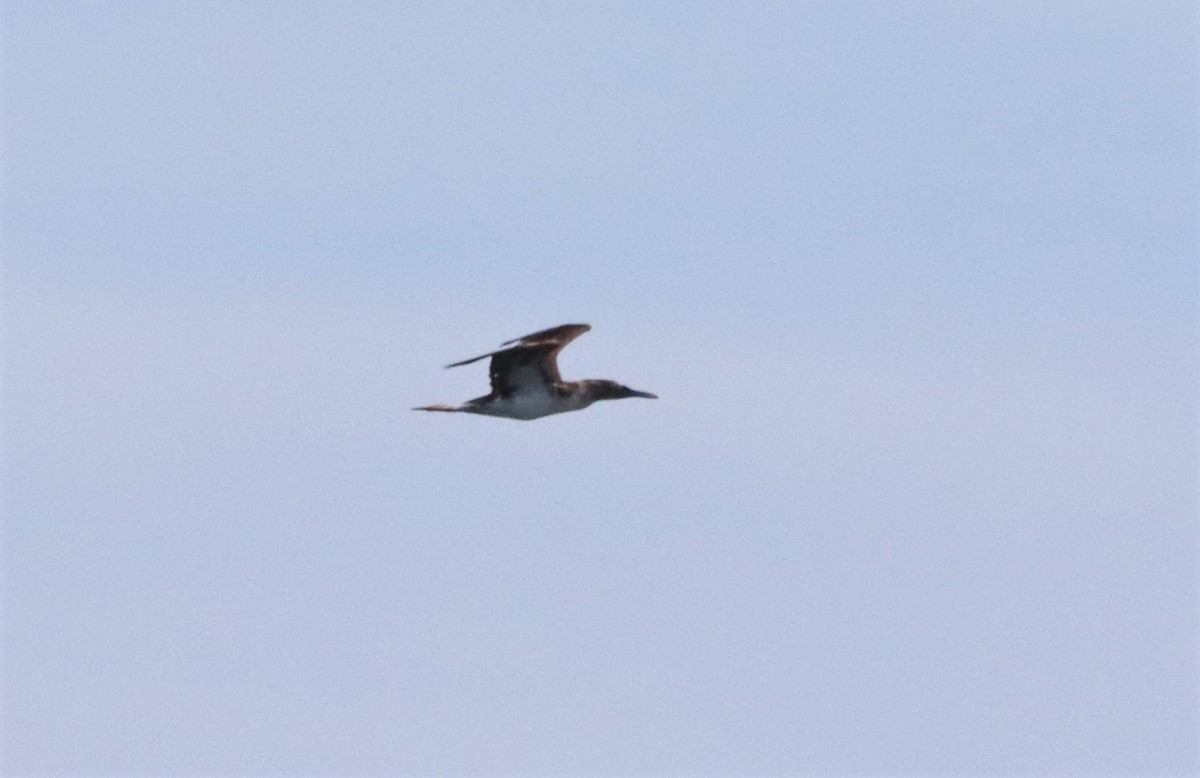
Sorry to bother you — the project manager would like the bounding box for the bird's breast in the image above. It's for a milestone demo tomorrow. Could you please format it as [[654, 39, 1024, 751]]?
[[479, 387, 589, 420]]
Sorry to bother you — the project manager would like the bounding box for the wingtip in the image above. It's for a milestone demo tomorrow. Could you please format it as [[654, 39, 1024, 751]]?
[[501, 322, 592, 346], [444, 353, 487, 369]]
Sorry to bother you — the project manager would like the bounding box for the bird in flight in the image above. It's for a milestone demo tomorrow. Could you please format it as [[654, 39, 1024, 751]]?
[[414, 323, 657, 420]]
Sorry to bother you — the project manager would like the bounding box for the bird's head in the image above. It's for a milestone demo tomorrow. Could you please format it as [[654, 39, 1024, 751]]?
[[586, 380, 658, 402]]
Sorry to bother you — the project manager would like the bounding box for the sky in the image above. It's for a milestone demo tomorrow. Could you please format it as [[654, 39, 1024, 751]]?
[[2, 2, 1197, 775]]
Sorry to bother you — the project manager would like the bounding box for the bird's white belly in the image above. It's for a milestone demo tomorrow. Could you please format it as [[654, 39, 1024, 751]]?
[[481, 389, 585, 420]]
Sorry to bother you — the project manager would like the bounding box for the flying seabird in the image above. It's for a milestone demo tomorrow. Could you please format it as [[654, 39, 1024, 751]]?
[[414, 323, 657, 420]]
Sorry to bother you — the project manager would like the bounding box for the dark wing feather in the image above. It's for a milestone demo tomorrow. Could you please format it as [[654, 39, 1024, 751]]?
[[500, 323, 591, 348], [445, 323, 591, 397]]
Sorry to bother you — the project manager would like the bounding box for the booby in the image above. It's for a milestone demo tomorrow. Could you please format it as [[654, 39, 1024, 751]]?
[[414, 323, 657, 420]]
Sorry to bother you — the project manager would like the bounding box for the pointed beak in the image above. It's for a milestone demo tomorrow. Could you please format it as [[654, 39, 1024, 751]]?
[[627, 389, 657, 399]]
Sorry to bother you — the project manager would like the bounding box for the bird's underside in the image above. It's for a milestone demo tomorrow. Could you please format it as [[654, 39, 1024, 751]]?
[[414, 323, 656, 421]]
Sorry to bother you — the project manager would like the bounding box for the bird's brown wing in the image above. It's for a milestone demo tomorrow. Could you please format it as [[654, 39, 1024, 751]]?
[[445, 323, 591, 396], [499, 323, 591, 348]]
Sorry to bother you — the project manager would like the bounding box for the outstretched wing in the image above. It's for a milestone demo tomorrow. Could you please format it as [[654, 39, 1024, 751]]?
[[445, 323, 591, 396], [498, 323, 592, 349]]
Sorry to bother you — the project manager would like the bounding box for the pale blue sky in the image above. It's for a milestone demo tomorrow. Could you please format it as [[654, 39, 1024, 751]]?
[[3, 2, 1197, 775]]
